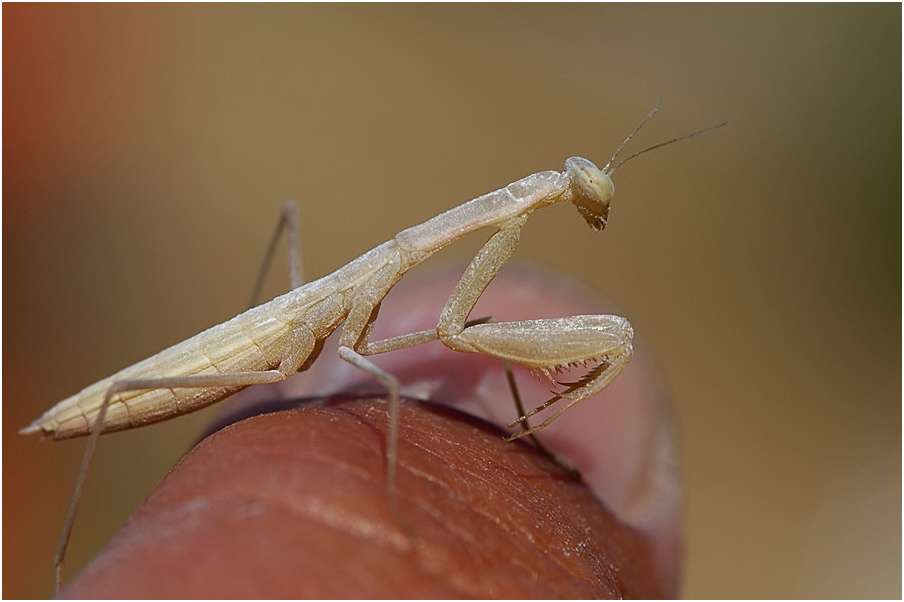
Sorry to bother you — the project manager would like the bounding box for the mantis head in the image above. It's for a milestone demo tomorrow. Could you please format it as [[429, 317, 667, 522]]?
[[564, 156, 614, 232], [563, 98, 726, 233]]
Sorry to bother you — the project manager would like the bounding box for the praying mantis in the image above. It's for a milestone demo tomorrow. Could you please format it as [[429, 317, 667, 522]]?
[[22, 99, 724, 592]]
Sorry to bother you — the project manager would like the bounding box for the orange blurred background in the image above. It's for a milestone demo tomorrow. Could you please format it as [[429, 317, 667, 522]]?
[[4, 5, 899, 598]]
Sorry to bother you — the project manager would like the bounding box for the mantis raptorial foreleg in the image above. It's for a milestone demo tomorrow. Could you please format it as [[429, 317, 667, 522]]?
[[433, 214, 634, 441], [359, 210, 632, 446], [437, 217, 528, 338]]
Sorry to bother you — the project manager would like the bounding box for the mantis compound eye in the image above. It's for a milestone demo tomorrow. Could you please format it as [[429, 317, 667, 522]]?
[[564, 156, 615, 232]]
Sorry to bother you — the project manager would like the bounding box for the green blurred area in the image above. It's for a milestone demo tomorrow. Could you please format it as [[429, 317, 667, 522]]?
[[4, 4, 900, 598]]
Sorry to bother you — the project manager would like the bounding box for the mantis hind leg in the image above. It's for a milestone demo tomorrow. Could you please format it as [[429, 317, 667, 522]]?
[[248, 200, 304, 308], [54, 326, 317, 593]]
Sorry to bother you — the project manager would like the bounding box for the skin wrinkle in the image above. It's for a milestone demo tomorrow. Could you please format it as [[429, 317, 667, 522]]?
[[398, 417, 537, 513], [401, 448, 524, 549], [361, 402, 632, 594], [218, 417, 379, 494], [184, 421, 408, 549], [418, 496, 579, 591], [132, 494, 422, 592], [404, 401, 613, 575], [236, 410, 524, 590], [392, 394, 632, 584]]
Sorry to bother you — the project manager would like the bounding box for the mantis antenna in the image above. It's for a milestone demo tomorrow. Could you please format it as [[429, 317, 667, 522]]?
[[603, 96, 727, 175]]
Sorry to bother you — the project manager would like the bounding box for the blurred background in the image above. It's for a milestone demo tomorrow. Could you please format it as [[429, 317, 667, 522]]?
[[3, 5, 899, 598]]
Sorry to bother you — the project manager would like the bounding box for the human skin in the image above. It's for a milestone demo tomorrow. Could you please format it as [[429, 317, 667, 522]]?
[[60, 266, 681, 598]]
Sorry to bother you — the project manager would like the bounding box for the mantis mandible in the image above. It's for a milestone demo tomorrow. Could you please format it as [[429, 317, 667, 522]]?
[[22, 99, 724, 592]]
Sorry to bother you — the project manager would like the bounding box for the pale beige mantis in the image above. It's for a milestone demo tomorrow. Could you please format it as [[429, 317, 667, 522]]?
[[22, 99, 724, 591]]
